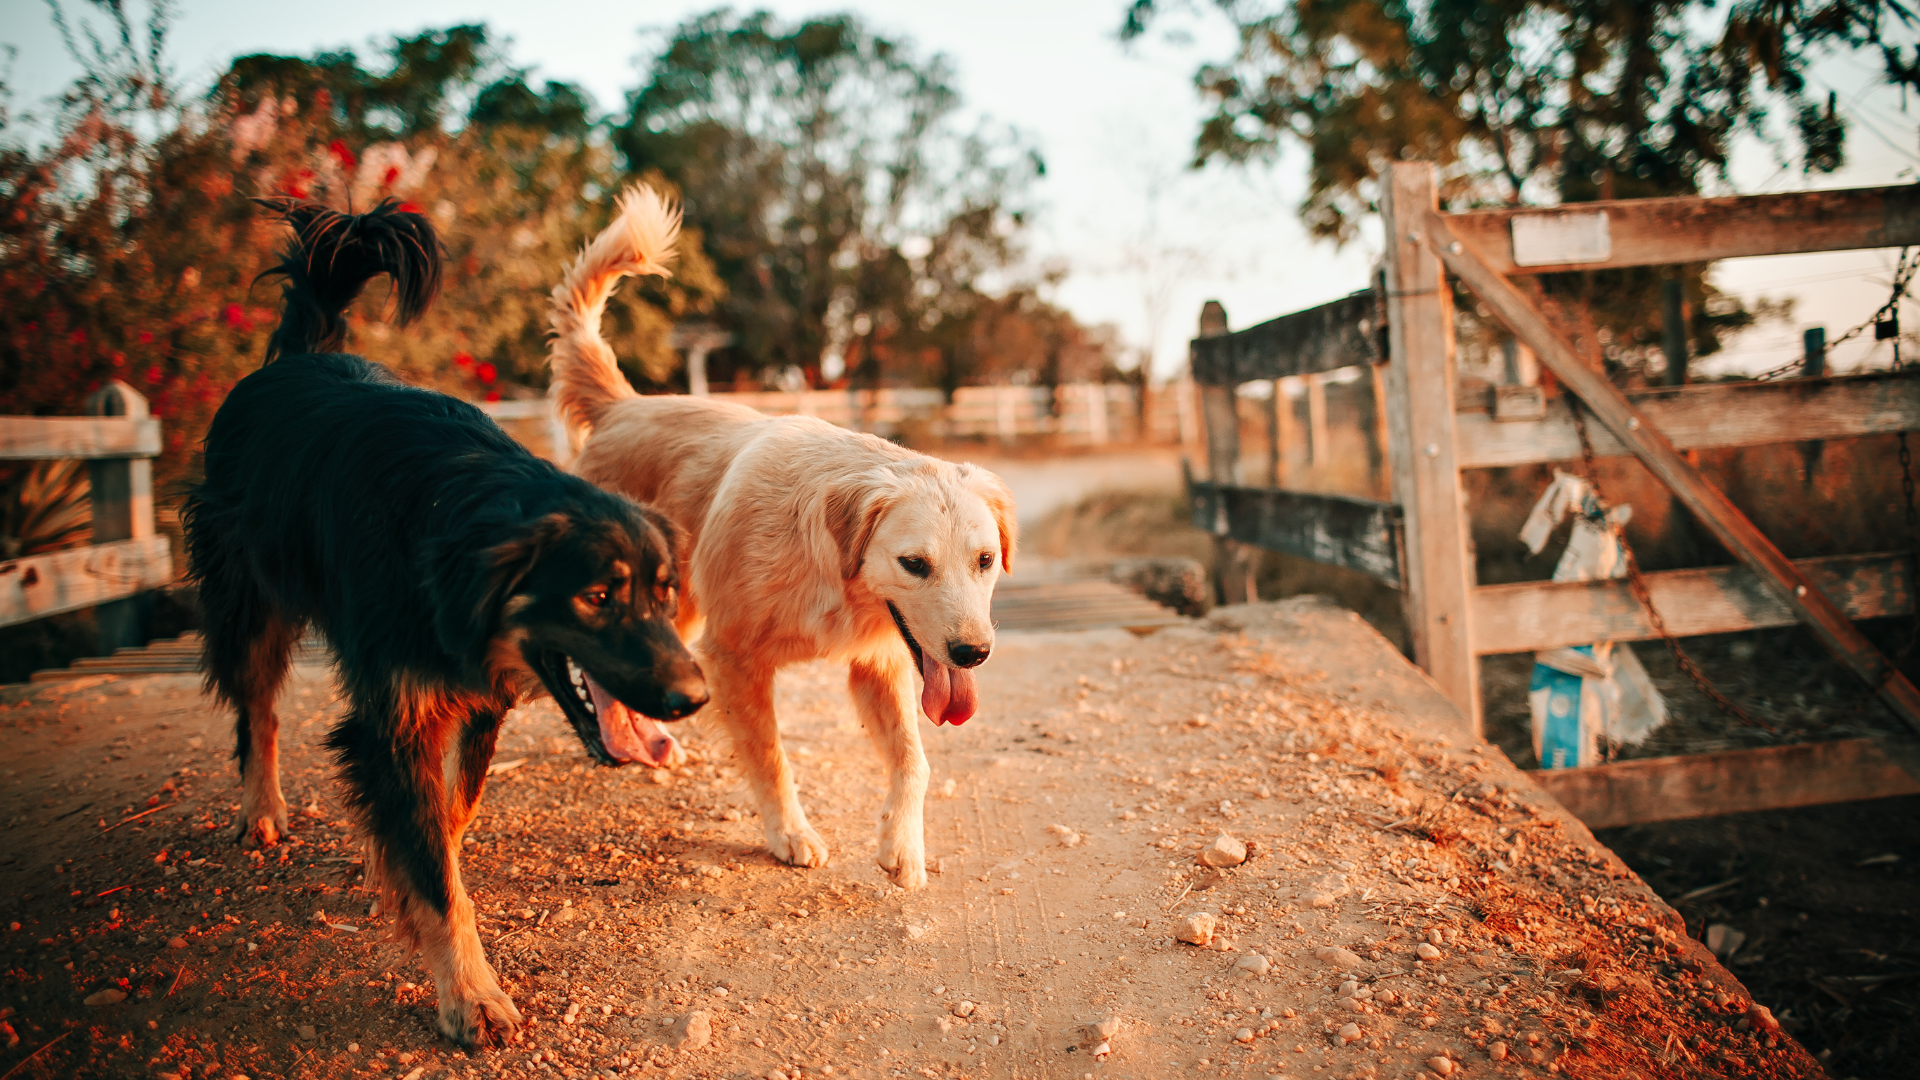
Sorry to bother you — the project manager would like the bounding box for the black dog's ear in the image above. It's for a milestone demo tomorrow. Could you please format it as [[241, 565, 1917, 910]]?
[[427, 512, 573, 664]]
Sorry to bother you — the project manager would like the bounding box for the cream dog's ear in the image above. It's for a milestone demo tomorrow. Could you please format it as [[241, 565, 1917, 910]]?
[[824, 474, 899, 580], [961, 466, 1018, 574]]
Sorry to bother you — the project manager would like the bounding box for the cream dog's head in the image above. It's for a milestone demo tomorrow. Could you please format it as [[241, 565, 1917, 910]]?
[[829, 460, 1016, 725]]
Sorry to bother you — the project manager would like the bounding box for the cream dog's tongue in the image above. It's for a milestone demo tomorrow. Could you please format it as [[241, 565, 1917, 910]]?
[[919, 649, 978, 726], [583, 671, 681, 765]]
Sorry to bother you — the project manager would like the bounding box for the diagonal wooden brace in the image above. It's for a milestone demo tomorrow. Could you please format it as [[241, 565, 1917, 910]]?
[[1422, 210, 1920, 739]]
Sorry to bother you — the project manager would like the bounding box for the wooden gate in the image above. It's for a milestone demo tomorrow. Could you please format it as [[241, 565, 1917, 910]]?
[[1192, 165, 1920, 820]]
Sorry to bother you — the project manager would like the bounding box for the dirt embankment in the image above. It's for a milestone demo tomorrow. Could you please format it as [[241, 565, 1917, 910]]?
[[2, 599, 1817, 1080]]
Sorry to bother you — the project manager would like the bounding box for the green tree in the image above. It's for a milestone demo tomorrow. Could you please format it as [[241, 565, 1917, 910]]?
[[1, 11, 719, 511], [1121, 0, 1917, 376], [617, 9, 1042, 392]]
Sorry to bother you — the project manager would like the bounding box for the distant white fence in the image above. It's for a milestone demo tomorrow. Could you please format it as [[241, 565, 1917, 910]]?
[[483, 382, 1198, 465]]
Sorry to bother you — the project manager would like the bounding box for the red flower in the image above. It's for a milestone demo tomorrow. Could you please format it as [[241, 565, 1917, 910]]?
[[111, 352, 125, 368], [453, 351, 473, 368], [484, 390, 501, 403], [383, 165, 401, 187], [329, 139, 357, 171], [476, 362, 497, 384], [398, 201, 421, 214], [69, 329, 87, 345], [223, 304, 254, 332], [145, 366, 164, 384], [138, 330, 154, 344]]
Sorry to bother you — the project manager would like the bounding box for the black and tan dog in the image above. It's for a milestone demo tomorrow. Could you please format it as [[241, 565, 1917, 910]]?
[[184, 197, 707, 1045]]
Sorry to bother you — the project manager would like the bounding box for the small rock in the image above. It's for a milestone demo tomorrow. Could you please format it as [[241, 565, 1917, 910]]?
[[1313, 945, 1364, 969], [1200, 834, 1247, 868], [1416, 942, 1443, 961], [296, 1024, 316, 1042], [83, 989, 126, 1006], [1177, 912, 1217, 947], [1085, 1016, 1121, 1041], [1234, 1027, 1254, 1043], [1746, 1004, 1781, 1032], [1303, 873, 1350, 908], [953, 1001, 975, 1018], [1427, 928, 1445, 946], [939, 778, 957, 798], [167, 937, 187, 949], [669, 1011, 712, 1050], [1489, 1041, 1510, 1062], [1235, 953, 1271, 977], [1428, 1055, 1455, 1075], [936, 1016, 955, 1034], [1336, 979, 1359, 998], [1336, 1022, 1362, 1045], [1091, 1040, 1110, 1057], [1046, 824, 1083, 848]]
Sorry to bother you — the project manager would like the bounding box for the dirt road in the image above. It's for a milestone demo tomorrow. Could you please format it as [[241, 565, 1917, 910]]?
[[0, 599, 1816, 1080]]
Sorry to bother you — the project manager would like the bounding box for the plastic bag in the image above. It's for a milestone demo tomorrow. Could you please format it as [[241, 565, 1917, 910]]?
[[1520, 471, 1669, 768]]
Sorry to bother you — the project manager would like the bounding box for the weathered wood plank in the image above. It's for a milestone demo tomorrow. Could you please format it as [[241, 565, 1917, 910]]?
[[0, 416, 160, 460], [1387, 164, 1481, 728], [1427, 206, 1920, 738], [1190, 290, 1383, 386], [1458, 370, 1920, 468], [1532, 739, 1920, 829], [1448, 184, 1920, 275], [0, 536, 174, 629], [1187, 480, 1403, 587], [1473, 552, 1913, 654]]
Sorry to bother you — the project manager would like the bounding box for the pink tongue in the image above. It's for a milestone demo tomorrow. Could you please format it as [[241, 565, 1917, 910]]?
[[919, 649, 978, 726], [583, 672, 680, 766]]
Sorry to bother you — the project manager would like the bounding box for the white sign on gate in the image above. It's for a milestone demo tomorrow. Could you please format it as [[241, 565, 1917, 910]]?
[[1510, 211, 1612, 267]]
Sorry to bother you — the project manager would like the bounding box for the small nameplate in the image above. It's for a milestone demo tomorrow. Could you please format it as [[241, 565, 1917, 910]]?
[[1510, 211, 1611, 267]]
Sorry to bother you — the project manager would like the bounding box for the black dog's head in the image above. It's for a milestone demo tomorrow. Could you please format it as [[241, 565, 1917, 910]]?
[[453, 495, 707, 766]]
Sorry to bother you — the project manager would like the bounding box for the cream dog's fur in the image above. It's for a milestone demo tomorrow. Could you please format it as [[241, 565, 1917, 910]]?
[[546, 187, 1016, 887]]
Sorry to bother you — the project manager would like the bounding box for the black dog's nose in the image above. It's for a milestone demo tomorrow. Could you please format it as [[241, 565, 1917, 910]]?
[[662, 681, 710, 719], [948, 641, 991, 669]]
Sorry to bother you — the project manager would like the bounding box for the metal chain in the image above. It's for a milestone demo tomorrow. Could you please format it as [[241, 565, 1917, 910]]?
[[1757, 247, 1917, 380], [1567, 401, 1777, 732]]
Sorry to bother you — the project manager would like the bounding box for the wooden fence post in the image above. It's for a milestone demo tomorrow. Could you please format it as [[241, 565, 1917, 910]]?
[[1197, 301, 1258, 604], [1305, 373, 1329, 467], [1265, 381, 1284, 487], [85, 380, 155, 653], [1382, 163, 1481, 729]]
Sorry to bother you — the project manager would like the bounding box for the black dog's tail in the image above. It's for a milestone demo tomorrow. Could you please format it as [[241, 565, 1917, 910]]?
[[254, 197, 443, 363]]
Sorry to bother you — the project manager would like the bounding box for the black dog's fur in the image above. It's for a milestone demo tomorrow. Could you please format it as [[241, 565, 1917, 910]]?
[[184, 197, 706, 1046]]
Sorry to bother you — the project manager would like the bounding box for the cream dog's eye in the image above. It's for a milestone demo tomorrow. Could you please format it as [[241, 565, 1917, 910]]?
[[977, 552, 993, 570], [898, 556, 931, 578]]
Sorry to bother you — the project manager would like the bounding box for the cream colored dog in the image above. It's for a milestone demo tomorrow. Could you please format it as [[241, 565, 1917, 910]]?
[[546, 187, 1016, 887]]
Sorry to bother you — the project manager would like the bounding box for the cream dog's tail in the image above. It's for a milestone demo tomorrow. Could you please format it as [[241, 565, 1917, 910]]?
[[547, 185, 680, 435]]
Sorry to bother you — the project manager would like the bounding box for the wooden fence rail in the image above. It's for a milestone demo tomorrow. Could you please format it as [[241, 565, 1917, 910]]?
[[0, 381, 172, 643]]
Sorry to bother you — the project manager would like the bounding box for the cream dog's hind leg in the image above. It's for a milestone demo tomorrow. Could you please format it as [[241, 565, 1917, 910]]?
[[703, 645, 830, 868], [849, 651, 929, 889]]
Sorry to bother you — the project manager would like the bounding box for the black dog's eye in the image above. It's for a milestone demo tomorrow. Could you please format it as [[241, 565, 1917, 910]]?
[[977, 551, 994, 570], [898, 556, 931, 578], [580, 587, 611, 609]]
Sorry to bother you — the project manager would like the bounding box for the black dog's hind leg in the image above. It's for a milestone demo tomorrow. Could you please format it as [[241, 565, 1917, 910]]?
[[330, 688, 522, 1047], [199, 566, 301, 849]]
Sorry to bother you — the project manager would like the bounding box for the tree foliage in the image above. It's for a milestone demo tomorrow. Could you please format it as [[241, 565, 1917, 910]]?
[[1124, 0, 1915, 239], [1122, 0, 1915, 377], [1, 9, 719, 503], [617, 9, 1048, 392]]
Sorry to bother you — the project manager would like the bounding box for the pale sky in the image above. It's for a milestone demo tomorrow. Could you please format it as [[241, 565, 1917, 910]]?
[[4, 0, 1916, 380]]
